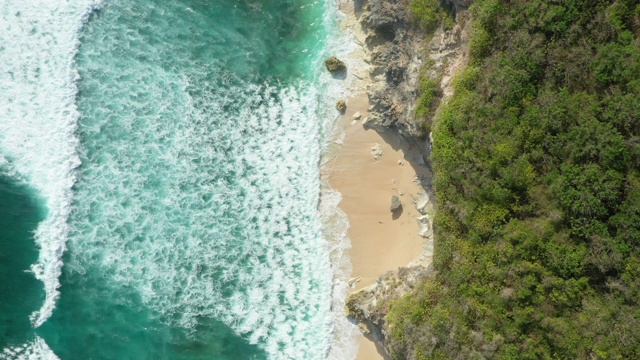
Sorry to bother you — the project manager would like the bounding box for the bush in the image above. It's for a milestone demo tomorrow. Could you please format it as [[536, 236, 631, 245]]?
[[410, 0, 454, 32]]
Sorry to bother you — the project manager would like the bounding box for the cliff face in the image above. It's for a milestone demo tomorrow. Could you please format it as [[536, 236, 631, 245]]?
[[357, 0, 470, 139], [356, 0, 426, 135], [345, 0, 472, 357]]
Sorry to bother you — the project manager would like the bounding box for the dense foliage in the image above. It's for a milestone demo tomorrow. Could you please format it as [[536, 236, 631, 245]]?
[[388, 0, 640, 358]]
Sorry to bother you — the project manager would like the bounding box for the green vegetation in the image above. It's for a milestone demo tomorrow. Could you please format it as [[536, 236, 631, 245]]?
[[416, 64, 442, 138], [411, 0, 456, 31], [411, 0, 455, 139], [389, 0, 640, 358]]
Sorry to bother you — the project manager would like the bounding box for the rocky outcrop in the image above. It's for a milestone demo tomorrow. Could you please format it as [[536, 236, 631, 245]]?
[[426, 14, 471, 100], [346, 265, 435, 357], [357, 0, 426, 135], [357, 0, 471, 139], [325, 56, 347, 72]]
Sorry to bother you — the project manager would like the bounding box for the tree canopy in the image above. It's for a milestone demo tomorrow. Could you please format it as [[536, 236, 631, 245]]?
[[388, 1, 640, 358]]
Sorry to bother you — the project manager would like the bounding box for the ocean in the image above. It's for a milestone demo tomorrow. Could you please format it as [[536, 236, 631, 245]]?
[[0, 0, 355, 359]]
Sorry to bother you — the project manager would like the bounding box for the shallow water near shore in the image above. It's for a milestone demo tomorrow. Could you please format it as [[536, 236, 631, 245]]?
[[1, 0, 354, 358]]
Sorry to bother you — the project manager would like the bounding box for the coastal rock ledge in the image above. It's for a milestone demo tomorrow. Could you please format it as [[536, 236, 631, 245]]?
[[346, 265, 434, 357]]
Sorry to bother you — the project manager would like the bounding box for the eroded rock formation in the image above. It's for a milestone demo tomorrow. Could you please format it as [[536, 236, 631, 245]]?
[[357, 0, 471, 138], [356, 0, 426, 135], [346, 265, 434, 357]]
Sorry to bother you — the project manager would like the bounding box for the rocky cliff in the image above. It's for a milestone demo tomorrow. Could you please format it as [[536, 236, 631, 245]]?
[[357, 0, 470, 139], [356, 0, 426, 135]]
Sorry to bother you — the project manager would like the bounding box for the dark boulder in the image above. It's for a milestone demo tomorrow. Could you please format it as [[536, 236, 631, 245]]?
[[324, 56, 346, 72]]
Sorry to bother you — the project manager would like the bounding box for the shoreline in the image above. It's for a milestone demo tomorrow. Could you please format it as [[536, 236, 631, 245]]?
[[322, 1, 434, 359]]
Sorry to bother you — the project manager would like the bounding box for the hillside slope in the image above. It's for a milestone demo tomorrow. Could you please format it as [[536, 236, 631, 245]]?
[[387, 0, 640, 359]]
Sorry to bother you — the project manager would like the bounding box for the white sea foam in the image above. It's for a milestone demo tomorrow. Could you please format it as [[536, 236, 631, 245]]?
[[64, 64, 335, 357], [0, 0, 101, 355], [320, 188, 360, 360], [0, 337, 59, 360]]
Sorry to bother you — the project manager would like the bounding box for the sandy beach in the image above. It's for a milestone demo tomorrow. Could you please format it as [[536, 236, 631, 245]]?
[[323, 2, 434, 359], [325, 97, 432, 359]]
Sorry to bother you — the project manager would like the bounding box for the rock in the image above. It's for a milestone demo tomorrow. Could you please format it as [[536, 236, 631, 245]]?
[[352, 0, 471, 141], [397, 159, 404, 166], [324, 56, 346, 72], [353, 111, 362, 120], [390, 195, 402, 212], [371, 143, 383, 160], [362, 116, 376, 128], [356, 0, 420, 135], [444, 0, 474, 12], [362, 114, 386, 131], [366, 90, 404, 129], [361, 0, 397, 38], [335, 100, 347, 112], [417, 214, 432, 238], [348, 277, 362, 287], [414, 192, 430, 214]]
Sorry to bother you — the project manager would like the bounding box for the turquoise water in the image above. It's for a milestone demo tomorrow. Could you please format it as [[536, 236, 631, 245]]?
[[0, 175, 46, 350], [0, 0, 350, 358]]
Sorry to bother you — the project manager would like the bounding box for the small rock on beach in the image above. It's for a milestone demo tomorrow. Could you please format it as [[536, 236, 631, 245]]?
[[371, 143, 383, 160], [390, 195, 402, 212]]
